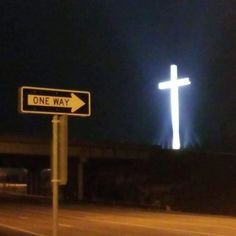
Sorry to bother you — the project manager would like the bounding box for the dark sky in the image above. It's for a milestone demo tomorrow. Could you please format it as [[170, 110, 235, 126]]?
[[0, 0, 236, 151]]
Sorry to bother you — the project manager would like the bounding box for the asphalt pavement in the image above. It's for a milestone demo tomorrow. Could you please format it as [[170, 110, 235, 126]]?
[[0, 201, 236, 235]]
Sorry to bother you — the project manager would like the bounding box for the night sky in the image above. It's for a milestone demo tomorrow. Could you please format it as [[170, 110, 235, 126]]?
[[0, 1, 236, 152]]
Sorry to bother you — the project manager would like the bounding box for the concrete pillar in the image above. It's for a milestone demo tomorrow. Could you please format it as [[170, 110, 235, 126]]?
[[77, 161, 84, 201], [27, 170, 33, 194], [27, 169, 41, 195], [77, 160, 84, 201]]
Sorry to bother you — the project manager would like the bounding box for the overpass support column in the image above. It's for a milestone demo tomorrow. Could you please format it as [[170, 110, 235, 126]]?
[[27, 168, 41, 195], [77, 158, 86, 201]]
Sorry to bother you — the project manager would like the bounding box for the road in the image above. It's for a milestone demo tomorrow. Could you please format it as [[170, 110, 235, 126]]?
[[0, 202, 236, 236]]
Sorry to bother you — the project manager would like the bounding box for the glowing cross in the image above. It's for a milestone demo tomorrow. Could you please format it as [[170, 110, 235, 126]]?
[[158, 65, 191, 149]]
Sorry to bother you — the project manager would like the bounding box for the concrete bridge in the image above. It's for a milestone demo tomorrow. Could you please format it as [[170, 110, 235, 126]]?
[[0, 135, 161, 201]]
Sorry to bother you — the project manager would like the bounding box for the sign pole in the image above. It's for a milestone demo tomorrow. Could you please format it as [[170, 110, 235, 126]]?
[[52, 115, 59, 236], [58, 115, 68, 185], [18, 86, 92, 236]]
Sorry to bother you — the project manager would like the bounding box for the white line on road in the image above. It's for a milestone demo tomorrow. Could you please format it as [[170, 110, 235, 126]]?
[[59, 223, 73, 228], [0, 222, 47, 236], [155, 219, 236, 231], [75, 217, 227, 236]]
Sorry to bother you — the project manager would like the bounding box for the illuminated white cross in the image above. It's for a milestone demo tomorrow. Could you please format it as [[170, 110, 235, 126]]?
[[158, 65, 191, 149]]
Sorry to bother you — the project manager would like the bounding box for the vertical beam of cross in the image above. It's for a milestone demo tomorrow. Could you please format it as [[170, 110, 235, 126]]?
[[158, 65, 191, 149]]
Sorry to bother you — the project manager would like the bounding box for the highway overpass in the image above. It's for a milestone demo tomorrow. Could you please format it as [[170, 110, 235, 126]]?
[[0, 135, 161, 201], [1, 135, 236, 215]]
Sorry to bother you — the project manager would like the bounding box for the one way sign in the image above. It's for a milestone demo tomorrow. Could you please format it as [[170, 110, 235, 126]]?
[[19, 86, 91, 116]]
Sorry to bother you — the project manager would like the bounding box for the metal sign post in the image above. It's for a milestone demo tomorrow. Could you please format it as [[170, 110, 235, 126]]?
[[52, 115, 59, 236], [58, 115, 68, 185], [18, 86, 91, 236], [51, 115, 68, 236]]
